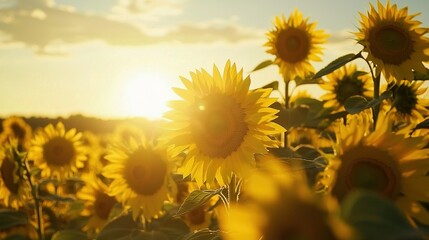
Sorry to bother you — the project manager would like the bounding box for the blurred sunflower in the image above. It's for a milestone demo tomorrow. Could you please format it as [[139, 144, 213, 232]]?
[[0, 139, 29, 209], [220, 156, 351, 240], [318, 111, 429, 225], [80, 131, 104, 174], [162, 61, 285, 186], [175, 181, 216, 231], [112, 123, 145, 144], [384, 80, 429, 123], [265, 9, 328, 81], [77, 174, 118, 232], [29, 122, 87, 179], [103, 137, 175, 220], [0, 116, 32, 150], [287, 127, 331, 149], [355, 0, 429, 81], [320, 64, 373, 111]]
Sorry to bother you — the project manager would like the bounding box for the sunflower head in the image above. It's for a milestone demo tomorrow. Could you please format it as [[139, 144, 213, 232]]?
[[0, 138, 29, 209], [220, 156, 352, 240], [355, 0, 429, 81], [162, 60, 285, 186], [320, 64, 373, 111], [29, 122, 87, 180], [318, 111, 429, 225], [103, 137, 176, 220], [384, 80, 429, 123], [0, 117, 32, 151], [265, 9, 328, 81], [77, 174, 118, 232]]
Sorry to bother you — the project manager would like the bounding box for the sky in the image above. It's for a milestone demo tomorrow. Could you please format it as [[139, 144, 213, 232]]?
[[0, 0, 428, 119]]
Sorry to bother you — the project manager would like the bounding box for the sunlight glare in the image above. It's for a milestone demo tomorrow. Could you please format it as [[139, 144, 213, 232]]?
[[121, 72, 174, 119]]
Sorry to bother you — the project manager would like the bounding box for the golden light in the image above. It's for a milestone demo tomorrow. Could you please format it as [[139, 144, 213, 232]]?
[[120, 72, 174, 119]]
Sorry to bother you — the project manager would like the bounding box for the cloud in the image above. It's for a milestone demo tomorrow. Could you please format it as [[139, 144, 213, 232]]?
[[0, 0, 263, 55], [112, 0, 185, 20], [153, 20, 263, 44]]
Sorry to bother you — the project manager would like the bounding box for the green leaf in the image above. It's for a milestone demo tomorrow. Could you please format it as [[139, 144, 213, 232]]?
[[295, 75, 323, 86], [182, 229, 221, 240], [157, 218, 190, 240], [317, 111, 348, 121], [344, 95, 369, 114], [413, 68, 429, 80], [251, 60, 273, 72], [4, 235, 31, 240], [98, 229, 169, 240], [261, 81, 279, 90], [51, 230, 87, 240], [40, 193, 75, 202], [313, 53, 360, 79], [176, 189, 222, 216], [412, 118, 429, 133], [0, 209, 28, 230], [341, 191, 424, 240]]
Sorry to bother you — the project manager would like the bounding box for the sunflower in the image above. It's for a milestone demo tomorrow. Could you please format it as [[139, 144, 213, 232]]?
[[175, 181, 216, 231], [265, 9, 328, 81], [77, 174, 118, 232], [28, 122, 87, 180], [80, 131, 104, 174], [383, 80, 429, 123], [103, 137, 175, 220], [355, 0, 429, 81], [287, 127, 331, 149], [0, 116, 32, 151], [317, 111, 429, 225], [112, 123, 145, 144], [0, 139, 29, 209], [320, 64, 373, 111], [220, 156, 352, 240], [162, 61, 285, 186]]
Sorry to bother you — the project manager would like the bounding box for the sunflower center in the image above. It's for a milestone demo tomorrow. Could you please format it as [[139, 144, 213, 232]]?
[[0, 157, 20, 194], [369, 23, 413, 65], [187, 206, 206, 225], [94, 192, 117, 219], [333, 146, 400, 200], [276, 28, 310, 63], [392, 84, 418, 115], [191, 94, 248, 158], [335, 77, 365, 105], [43, 137, 75, 166], [11, 123, 27, 140], [125, 148, 167, 196]]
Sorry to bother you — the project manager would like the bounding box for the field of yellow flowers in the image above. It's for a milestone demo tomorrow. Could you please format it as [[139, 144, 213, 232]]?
[[1, 0, 429, 239]]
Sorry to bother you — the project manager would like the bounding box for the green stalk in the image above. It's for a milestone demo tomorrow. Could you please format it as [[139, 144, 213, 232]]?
[[24, 160, 44, 240]]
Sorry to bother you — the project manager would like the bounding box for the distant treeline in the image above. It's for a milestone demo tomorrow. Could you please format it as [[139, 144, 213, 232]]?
[[0, 114, 163, 136]]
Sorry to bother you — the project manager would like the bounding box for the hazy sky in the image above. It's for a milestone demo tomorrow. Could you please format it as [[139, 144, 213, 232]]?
[[1, 0, 428, 119]]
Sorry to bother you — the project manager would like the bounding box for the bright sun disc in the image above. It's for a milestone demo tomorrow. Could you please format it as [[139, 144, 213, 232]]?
[[121, 72, 173, 119]]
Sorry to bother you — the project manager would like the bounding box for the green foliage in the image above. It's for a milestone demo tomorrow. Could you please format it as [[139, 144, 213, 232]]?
[[51, 230, 88, 240], [341, 191, 424, 240], [261, 81, 279, 90], [181, 229, 222, 240], [0, 209, 28, 231], [176, 189, 223, 216], [295, 75, 323, 86], [413, 68, 429, 80], [251, 59, 273, 72], [344, 95, 369, 114], [97, 213, 144, 240], [313, 53, 361, 79]]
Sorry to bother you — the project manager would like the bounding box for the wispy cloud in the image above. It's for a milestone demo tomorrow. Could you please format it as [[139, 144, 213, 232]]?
[[112, 0, 185, 21], [0, 0, 263, 55]]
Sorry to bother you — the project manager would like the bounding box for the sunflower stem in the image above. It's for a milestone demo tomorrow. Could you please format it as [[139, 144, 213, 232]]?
[[23, 157, 44, 240], [283, 80, 290, 147], [373, 73, 381, 128]]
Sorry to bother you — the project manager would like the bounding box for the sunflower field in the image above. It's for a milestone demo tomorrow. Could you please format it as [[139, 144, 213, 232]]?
[[2, 0, 429, 239]]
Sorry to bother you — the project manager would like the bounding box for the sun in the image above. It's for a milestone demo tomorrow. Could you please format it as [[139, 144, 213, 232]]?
[[121, 72, 175, 119]]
